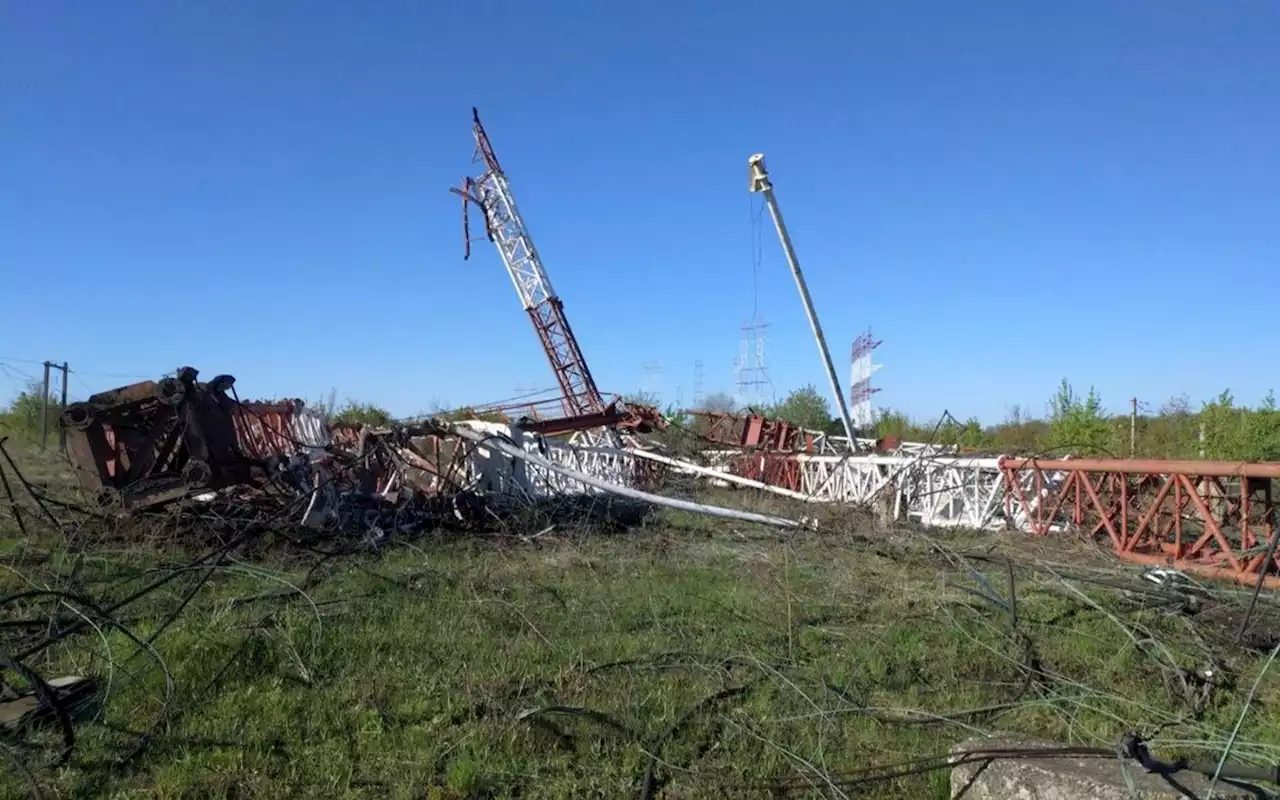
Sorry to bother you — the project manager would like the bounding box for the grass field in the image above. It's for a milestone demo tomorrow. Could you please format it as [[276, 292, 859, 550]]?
[[2, 443, 1280, 798]]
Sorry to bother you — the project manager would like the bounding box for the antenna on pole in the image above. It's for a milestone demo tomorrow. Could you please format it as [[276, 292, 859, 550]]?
[[747, 153, 860, 450]]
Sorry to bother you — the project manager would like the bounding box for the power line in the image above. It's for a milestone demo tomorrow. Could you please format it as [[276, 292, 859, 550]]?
[[0, 362, 40, 385], [69, 371, 98, 398], [69, 367, 154, 380]]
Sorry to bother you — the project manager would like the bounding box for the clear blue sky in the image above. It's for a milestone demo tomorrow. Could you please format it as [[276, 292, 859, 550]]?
[[3, 1, 1277, 423]]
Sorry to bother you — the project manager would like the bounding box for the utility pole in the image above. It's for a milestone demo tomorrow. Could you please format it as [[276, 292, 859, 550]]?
[[39, 361, 51, 450], [747, 153, 859, 450], [1129, 397, 1137, 458], [58, 362, 69, 453]]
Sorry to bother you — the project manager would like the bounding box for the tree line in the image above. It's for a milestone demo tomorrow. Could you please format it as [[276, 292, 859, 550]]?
[[675, 380, 1280, 461], [7, 377, 1278, 462]]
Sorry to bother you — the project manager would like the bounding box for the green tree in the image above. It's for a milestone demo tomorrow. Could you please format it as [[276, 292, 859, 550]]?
[[1047, 378, 1113, 455], [947, 416, 988, 449], [1246, 391, 1280, 461], [769, 385, 832, 431], [0, 380, 60, 437], [1195, 389, 1280, 462], [1141, 394, 1197, 458], [874, 409, 917, 441], [987, 406, 1051, 454], [1198, 390, 1244, 460], [332, 400, 394, 427]]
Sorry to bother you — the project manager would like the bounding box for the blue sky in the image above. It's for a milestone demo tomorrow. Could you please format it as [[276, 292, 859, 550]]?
[[3, 1, 1278, 423]]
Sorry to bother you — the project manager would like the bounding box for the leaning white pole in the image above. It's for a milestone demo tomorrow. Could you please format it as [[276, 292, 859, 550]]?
[[748, 153, 860, 452], [449, 424, 811, 529]]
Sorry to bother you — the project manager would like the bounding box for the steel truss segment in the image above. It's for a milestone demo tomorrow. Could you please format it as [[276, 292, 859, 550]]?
[[400, 417, 1280, 590], [449, 422, 641, 500], [686, 410, 961, 458], [474, 173, 555, 310], [999, 459, 1280, 588], [713, 448, 1037, 532], [460, 109, 607, 420], [526, 299, 602, 417]]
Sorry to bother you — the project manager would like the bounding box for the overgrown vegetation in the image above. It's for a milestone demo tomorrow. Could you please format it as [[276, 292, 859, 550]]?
[[331, 399, 395, 427], [8, 375, 1280, 461], [0, 380, 61, 440], [4, 387, 1280, 797], [5, 492, 1280, 798], [715, 379, 1280, 460]]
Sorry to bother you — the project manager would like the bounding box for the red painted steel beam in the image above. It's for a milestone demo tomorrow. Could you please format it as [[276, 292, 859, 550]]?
[[1114, 552, 1280, 591], [1001, 458, 1280, 590], [517, 407, 628, 436], [686, 410, 825, 453], [1000, 457, 1280, 479]]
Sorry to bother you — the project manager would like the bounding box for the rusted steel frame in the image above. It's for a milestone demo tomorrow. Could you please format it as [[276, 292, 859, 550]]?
[[999, 457, 1280, 479], [120, 409, 182, 485], [329, 423, 361, 452], [729, 452, 802, 492], [233, 404, 297, 461], [513, 398, 665, 436], [1073, 470, 1122, 550], [526, 297, 604, 417], [402, 433, 470, 494], [685, 411, 748, 447], [1000, 464, 1058, 536], [617, 402, 667, 433], [60, 369, 253, 512], [1113, 550, 1280, 590], [470, 395, 662, 436], [476, 397, 561, 422], [1003, 460, 1280, 585], [1176, 473, 1242, 571], [517, 407, 627, 436], [1123, 474, 1176, 553], [690, 411, 815, 453]]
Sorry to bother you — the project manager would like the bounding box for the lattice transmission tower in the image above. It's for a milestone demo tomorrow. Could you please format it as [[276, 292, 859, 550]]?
[[735, 317, 771, 409], [849, 329, 883, 430]]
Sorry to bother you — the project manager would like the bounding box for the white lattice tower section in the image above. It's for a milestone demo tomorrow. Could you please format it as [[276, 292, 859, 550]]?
[[453, 108, 605, 419], [735, 317, 770, 408], [850, 330, 882, 429]]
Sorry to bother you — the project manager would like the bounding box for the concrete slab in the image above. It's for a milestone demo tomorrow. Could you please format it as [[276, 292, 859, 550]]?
[[950, 735, 1266, 799]]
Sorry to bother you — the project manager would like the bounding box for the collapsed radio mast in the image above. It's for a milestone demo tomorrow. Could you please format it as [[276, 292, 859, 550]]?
[[451, 108, 605, 420]]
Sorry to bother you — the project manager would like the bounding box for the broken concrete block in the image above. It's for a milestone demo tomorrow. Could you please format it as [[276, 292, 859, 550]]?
[[950, 735, 1262, 799], [0, 676, 99, 731]]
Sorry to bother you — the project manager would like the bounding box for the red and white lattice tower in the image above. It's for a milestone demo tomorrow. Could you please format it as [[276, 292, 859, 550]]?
[[849, 330, 882, 429], [451, 108, 605, 419]]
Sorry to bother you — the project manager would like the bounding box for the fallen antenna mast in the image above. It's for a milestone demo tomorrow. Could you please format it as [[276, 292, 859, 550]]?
[[452, 108, 606, 420], [747, 153, 860, 450]]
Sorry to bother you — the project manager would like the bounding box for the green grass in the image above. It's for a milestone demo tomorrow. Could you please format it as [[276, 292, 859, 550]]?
[[2, 470, 1280, 797]]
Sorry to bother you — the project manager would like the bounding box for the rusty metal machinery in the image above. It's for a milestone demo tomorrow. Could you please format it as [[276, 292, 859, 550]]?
[[61, 367, 254, 513]]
